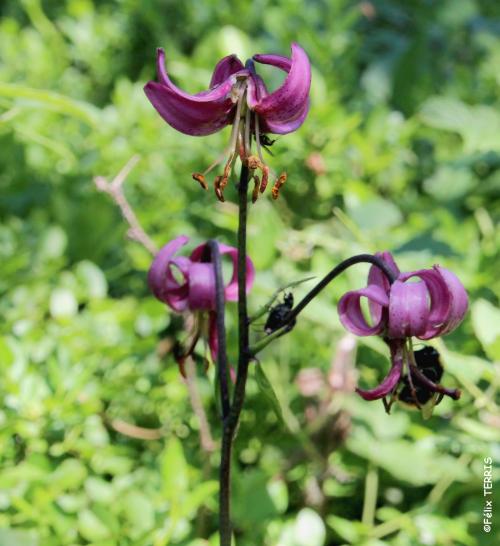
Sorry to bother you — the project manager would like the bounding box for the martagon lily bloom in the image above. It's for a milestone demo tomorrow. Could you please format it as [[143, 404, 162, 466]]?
[[144, 44, 311, 202], [338, 252, 468, 413], [148, 235, 255, 373]]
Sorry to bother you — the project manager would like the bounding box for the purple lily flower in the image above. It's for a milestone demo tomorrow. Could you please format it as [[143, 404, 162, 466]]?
[[148, 235, 255, 369], [144, 44, 311, 201], [337, 251, 468, 411]]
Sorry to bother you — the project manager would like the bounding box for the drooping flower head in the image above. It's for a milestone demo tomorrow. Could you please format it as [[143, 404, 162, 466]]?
[[144, 44, 311, 202], [337, 252, 468, 414], [148, 235, 255, 372]]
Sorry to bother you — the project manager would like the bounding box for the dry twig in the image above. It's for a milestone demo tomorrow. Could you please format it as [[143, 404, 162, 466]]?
[[94, 155, 158, 255]]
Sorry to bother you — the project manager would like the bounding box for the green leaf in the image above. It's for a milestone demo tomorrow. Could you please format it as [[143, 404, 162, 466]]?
[[0, 529, 38, 546], [327, 515, 366, 543], [122, 491, 156, 534], [423, 166, 475, 201], [294, 508, 326, 546], [161, 436, 189, 500], [78, 509, 112, 542], [471, 299, 500, 360], [420, 97, 500, 152], [347, 429, 470, 486], [75, 261, 108, 300], [254, 365, 285, 425], [183, 480, 219, 515], [51, 458, 88, 490], [345, 193, 402, 231], [49, 287, 78, 319], [0, 82, 99, 125]]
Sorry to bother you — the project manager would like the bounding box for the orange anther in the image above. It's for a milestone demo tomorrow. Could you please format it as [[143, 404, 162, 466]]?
[[271, 172, 287, 200], [259, 165, 270, 193], [252, 175, 260, 203], [192, 172, 208, 190], [214, 175, 225, 202]]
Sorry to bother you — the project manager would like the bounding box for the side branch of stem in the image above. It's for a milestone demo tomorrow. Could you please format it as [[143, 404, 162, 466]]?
[[249, 253, 397, 356]]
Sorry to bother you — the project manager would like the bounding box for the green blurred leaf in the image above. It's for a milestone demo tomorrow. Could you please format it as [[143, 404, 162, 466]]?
[[122, 491, 156, 534], [0, 82, 99, 125], [78, 509, 112, 542], [161, 436, 189, 500], [49, 287, 78, 319], [0, 529, 38, 546], [471, 299, 500, 360], [254, 364, 285, 425]]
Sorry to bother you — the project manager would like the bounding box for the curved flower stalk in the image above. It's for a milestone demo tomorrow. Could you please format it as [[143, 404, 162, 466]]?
[[337, 251, 468, 413], [144, 44, 311, 202], [148, 235, 255, 370]]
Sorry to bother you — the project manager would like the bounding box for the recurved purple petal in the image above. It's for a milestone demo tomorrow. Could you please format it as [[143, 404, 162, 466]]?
[[397, 269, 451, 340], [387, 280, 430, 338], [210, 54, 245, 87], [356, 340, 404, 400], [190, 242, 255, 301], [367, 251, 400, 292], [253, 53, 291, 72], [188, 262, 216, 310], [338, 285, 390, 336], [144, 49, 240, 136], [164, 256, 191, 312], [250, 43, 311, 134], [144, 81, 236, 136], [148, 235, 190, 303], [218, 243, 255, 301], [433, 266, 468, 335], [246, 74, 269, 107], [367, 251, 400, 324]]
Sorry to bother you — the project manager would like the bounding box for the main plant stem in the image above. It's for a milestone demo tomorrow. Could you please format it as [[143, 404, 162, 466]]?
[[219, 163, 250, 546]]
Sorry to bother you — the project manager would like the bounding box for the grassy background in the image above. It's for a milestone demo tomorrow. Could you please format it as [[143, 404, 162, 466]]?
[[0, 0, 499, 545]]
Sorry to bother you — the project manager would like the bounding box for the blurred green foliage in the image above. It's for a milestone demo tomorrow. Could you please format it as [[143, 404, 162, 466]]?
[[0, 0, 499, 545]]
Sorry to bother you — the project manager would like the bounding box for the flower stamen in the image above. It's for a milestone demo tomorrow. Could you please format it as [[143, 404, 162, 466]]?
[[403, 342, 421, 408], [271, 172, 287, 200], [192, 173, 208, 190], [251, 175, 260, 203]]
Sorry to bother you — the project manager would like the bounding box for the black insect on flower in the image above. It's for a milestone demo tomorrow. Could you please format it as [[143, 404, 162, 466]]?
[[265, 292, 295, 334], [259, 134, 277, 155], [396, 346, 445, 414]]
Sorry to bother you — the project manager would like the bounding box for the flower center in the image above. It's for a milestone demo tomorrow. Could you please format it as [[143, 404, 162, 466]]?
[[192, 77, 287, 203]]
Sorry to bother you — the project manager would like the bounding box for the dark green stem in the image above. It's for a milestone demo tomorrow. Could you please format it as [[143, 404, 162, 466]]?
[[288, 253, 397, 322], [219, 163, 250, 546], [249, 253, 398, 355]]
